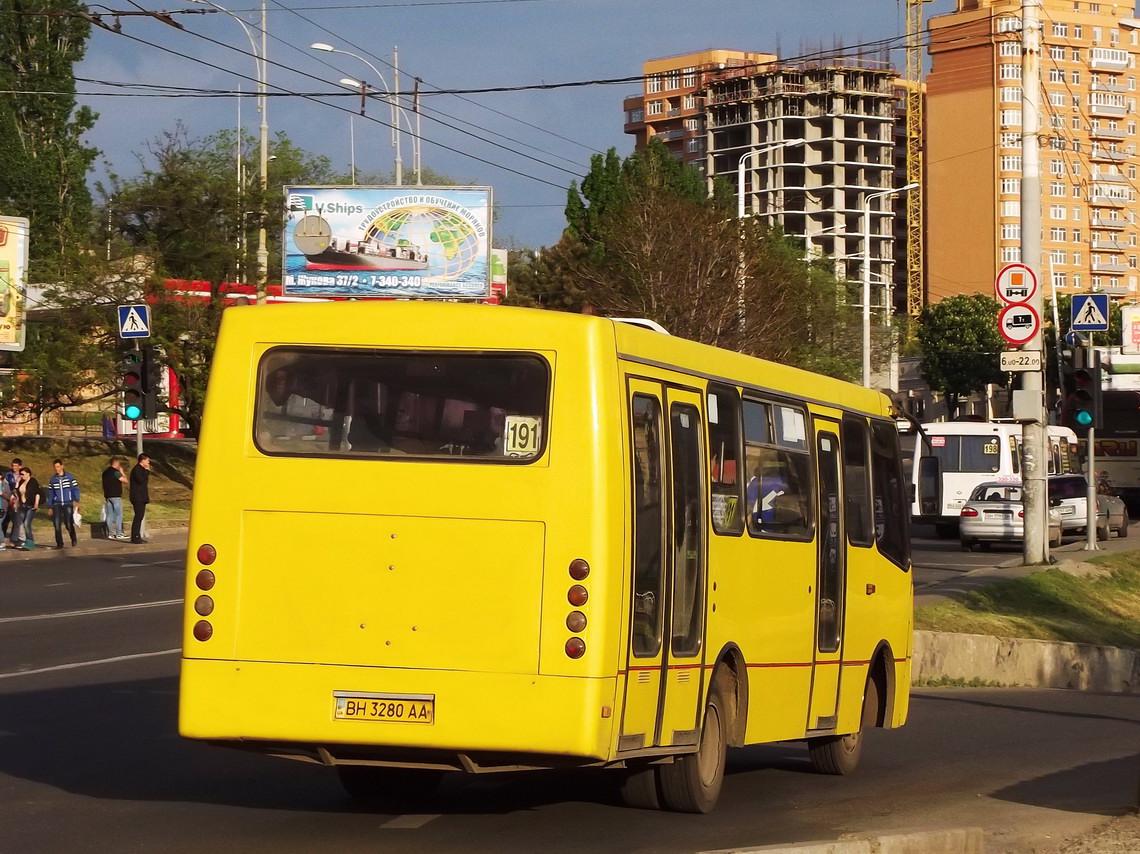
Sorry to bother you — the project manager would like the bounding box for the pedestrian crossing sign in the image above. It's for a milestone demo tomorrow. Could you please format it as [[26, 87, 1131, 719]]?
[[1071, 294, 1109, 332], [117, 304, 151, 338]]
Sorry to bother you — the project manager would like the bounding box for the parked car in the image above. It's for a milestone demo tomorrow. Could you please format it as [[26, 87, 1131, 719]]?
[[960, 482, 1063, 551], [1096, 474, 1130, 539], [1048, 475, 1113, 541]]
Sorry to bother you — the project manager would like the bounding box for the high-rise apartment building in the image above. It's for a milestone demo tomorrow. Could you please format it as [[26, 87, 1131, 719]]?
[[623, 50, 775, 176], [927, 0, 1140, 303]]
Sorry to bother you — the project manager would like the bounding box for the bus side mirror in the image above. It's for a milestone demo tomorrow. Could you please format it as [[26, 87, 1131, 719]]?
[[918, 455, 941, 517]]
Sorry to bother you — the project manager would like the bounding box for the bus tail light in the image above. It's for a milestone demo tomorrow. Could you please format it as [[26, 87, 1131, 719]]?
[[960, 507, 979, 517], [196, 544, 217, 565], [568, 585, 588, 606], [565, 637, 585, 659], [1017, 510, 1025, 518], [195, 569, 215, 591], [194, 596, 215, 616], [566, 611, 586, 632], [193, 620, 213, 642], [569, 558, 590, 580]]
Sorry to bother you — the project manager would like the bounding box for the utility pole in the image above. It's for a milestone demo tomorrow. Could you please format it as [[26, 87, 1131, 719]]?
[[1021, 0, 1049, 564], [255, 0, 269, 305]]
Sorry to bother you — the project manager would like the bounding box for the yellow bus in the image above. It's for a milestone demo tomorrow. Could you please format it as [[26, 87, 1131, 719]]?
[[179, 300, 913, 813]]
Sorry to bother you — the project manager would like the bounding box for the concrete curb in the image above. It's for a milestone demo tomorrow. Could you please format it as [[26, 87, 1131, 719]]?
[[699, 826, 985, 853], [914, 629, 1140, 693]]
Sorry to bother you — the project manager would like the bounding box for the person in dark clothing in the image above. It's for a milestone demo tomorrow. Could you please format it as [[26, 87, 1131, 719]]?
[[129, 453, 151, 544], [101, 457, 128, 540], [1, 457, 21, 543], [13, 467, 40, 550]]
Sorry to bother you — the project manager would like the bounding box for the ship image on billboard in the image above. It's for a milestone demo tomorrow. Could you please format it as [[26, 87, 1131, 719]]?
[[282, 186, 492, 299]]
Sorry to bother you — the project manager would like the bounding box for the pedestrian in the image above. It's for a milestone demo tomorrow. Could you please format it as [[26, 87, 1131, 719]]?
[[1, 457, 21, 544], [47, 458, 81, 550], [129, 453, 151, 544], [13, 467, 40, 550], [101, 456, 129, 540]]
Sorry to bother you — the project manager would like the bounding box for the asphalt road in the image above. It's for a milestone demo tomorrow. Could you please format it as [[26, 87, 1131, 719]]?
[[1, 548, 1138, 853]]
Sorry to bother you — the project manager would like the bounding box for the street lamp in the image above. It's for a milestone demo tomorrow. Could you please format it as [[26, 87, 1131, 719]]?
[[736, 138, 806, 219], [312, 42, 410, 186], [862, 183, 918, 388], [187, 0, 269, 305]]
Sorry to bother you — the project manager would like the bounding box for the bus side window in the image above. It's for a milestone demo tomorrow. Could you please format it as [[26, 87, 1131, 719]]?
[[630, 395, 665, 658], [842, 417, 873, 547], [743, 399, 812, 541], [707, 384, 744, 535], [870, 421, 910, 569]]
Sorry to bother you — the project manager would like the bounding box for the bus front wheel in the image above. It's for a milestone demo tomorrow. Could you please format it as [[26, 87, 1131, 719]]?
[[656, 671, 730, 814], [808, 674, 879, 776]]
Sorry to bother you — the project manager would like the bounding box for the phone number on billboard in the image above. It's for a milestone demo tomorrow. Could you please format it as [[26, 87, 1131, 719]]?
[[291, 274, 425, 289]]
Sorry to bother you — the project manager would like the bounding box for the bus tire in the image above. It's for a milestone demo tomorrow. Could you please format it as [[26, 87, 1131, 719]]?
[[808, 674, 878, 776], [336, 765, 445, 803], [618, 763, 661, 810], [657, 671, 730, 814]]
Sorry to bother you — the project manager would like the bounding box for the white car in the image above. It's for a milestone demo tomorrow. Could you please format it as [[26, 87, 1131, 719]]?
[[1048, 475, 1111, 541], [960, 482, 1063, 552]]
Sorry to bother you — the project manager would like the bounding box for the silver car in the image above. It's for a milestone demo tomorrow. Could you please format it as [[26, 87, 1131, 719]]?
[[1048, 475, 1115, 541], [960, 482, 1062, 552]]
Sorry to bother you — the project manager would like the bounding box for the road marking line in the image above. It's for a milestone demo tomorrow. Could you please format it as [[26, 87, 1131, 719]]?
[[0, 599, 182, 624], [43, 582, 70, 588], [381, 815, 440, 829], [114, 575, 137, 580], [0, 648, 181, 679]]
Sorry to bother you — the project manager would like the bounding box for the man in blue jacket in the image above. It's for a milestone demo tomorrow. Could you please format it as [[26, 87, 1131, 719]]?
[[48, 458, 80, 549]]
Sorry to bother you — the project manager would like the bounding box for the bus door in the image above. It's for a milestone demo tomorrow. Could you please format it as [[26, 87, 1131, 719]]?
[[808, 419, 845, 731], [620, 380, 708, 752]]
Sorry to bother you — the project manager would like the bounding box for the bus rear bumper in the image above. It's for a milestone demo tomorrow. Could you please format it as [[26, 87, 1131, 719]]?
[[179, 657, 617, 764]]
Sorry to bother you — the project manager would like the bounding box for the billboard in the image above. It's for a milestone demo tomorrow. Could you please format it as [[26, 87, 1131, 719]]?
[[0, 216, 28, 352], [282, 186, 492, 299]]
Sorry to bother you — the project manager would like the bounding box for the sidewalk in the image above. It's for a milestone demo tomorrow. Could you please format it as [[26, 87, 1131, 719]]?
[[0, 522, 188, 560]]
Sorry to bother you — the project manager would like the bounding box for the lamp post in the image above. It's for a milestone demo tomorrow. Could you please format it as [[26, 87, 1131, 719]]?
[[312, 42, 407, 186], [187, 0, 269, 304], [862, 183, 918, 388], [736, 138, 805, 219]]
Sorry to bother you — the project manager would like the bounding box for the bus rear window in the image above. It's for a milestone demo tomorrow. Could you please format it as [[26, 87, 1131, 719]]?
[[928, 435, 1001, 473], [255, 348, 549, 461]]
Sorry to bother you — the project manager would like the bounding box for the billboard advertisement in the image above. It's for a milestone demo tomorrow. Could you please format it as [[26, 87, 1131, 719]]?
[[282, 186, 492, 299], [0, 215, 28, 352]]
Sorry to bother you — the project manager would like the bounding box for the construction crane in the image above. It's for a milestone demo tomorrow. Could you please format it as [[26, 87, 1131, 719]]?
[[905, 0, 933, 321]]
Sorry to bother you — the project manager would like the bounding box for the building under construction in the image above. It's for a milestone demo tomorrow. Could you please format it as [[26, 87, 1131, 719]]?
[[704, 58, 905, 310]]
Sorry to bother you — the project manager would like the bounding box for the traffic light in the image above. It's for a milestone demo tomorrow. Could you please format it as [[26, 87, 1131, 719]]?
[[1065, 348, 1102, 437], [121, 350, 144, 421], [141, 345, 161, 420]]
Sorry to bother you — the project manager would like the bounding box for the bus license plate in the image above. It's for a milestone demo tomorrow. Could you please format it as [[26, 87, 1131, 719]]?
[[333, 692, 435, 724]]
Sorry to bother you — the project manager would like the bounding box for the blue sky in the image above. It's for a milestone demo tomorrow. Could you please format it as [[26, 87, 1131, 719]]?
[[76, 0, 956, 250]]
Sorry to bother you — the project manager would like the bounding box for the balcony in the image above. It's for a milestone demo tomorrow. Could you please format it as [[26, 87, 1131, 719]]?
[[1090, 101, 1128, 118], [1091, 79, 1127, 93], [1089, 125, 1127, 139], [1091, 216, 1127, 230], [1090, 48, 1129, 70], [1090, 147, 1129, 162], [1093, 172, 1128, 183], [1091, 238, 1127, 251], [1092, 262, 1128, 273], [1098, 284, 1132, 295], [1092, 194, 1127, 207]]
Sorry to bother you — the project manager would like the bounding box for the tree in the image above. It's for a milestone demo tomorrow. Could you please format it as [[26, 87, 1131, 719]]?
[[917, 294, 1006, 417], [0, 0, 98, 277]]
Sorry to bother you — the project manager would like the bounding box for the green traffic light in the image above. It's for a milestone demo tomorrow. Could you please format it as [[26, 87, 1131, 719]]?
[[1074, 410, 1093, 427], [124, 403, 143, 420]]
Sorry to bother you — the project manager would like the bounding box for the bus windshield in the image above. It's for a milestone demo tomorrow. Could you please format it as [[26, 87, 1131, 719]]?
[[255, 348, 549, 460], [927, 435, 1001, 473]]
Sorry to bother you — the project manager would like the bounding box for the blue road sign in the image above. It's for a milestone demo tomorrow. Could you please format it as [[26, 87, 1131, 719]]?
[[1071, 294, 1110, 332], [117, 304, 151, 338]]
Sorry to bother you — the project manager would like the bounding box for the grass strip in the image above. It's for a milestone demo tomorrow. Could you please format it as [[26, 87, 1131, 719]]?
[[915, 551, 1140, 649]]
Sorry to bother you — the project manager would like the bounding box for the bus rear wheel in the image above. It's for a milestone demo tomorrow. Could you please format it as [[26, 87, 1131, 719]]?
[[336, 765, 446, 804], [656, 671, 730, 814], [808, 673, 879, 776]]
